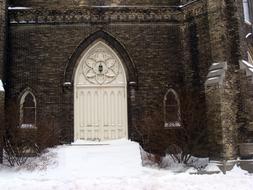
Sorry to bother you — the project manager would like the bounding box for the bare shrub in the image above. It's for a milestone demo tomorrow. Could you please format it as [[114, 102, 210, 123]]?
[[136, 88, 208, 167], [163, 90, 208, 165], [171, 89, 208, 164], [3, 129, 38, 166], [3, 102, 61, 167], [3, 101, 38, 166], [36, 115, 62, 152], [135, 110, 173, 167], [140, 146, 163, 167]]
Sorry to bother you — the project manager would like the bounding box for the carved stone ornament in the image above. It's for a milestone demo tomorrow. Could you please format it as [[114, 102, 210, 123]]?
[[77, 42, 125, 86]]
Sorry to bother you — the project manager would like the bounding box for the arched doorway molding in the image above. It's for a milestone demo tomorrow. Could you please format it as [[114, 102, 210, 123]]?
[[74, 40, 128, 141], [64, 30, 138, 85]]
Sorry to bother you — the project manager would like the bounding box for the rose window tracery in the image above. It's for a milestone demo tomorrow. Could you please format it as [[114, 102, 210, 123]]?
[[82, 46, 120, 85]]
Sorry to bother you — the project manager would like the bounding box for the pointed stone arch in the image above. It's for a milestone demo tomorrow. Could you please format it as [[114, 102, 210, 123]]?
[[64, 30, 138, 85], [19, 88, 37, 128], [164, 88, 181, 128]]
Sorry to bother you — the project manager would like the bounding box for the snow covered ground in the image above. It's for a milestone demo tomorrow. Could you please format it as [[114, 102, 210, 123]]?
[[0, 139, 252, 190]]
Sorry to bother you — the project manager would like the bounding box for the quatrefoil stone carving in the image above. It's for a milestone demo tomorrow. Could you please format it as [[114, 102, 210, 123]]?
[[83, 46, 119, 85]]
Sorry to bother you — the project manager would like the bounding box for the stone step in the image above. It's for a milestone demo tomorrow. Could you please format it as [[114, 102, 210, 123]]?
[[239, 143, 253, 159]]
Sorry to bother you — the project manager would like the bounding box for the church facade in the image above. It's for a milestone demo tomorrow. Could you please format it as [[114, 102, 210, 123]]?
[[0, 0, 253, 162]]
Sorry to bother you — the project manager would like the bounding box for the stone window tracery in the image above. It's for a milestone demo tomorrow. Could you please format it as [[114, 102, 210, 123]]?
[[164, 89, 181, 128], [76, 41, 126, 86]]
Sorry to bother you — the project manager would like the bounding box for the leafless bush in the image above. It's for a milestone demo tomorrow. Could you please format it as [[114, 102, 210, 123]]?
[[137, 89, 208, 167], [140, 146, 163, 167], [135, 110, 173, 167], [170, 90, 208, 164], [3, 102, 38, 166], [3, 102, 61, 167], [36, 115, 62, 152], [3, 129, 38, 166]]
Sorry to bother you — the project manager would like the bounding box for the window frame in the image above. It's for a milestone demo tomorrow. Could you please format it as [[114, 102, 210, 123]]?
[[243, 0, 252, 25], [163, 89, 181, 128], [248, 0, 253, 23], [20, 90, 37, 129]]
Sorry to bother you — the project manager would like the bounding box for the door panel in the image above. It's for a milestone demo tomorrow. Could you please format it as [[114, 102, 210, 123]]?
[[101, 87, 126, 140], [76, 86, 126, 141], [77, 88, 100, 140]]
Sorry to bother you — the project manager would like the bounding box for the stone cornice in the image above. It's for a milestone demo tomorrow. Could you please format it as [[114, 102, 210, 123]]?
[[9, 0, 206, 24], [182, 0, 207, 20], [8, 1, 206, 25], [9, 7, 182, 24]]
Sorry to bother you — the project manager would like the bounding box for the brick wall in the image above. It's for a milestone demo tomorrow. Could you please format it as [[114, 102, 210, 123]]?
[[239, 61, 253, 142], [235, 0, 249, 60], [0, 0, 6, 164], [6, 2, 210, 147], [0, 0, 6, 79], [205, 85, 223, 158], [204, 0, 243, 159], [5, 0, 245, 158], [0, 89, 4, 163], [8, 22, 184, 143]]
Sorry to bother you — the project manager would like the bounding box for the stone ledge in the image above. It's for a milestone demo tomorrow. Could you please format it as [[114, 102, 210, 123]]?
[[8, 0, 200, 8], [8, 1, 206, 25], [9, 7, 182, 24], [240, 60, 253, 82], [239, 143, 253, 159], [0, 79, 4, 92], [238, 160, 253, 173], [205, 62, 227, 87]]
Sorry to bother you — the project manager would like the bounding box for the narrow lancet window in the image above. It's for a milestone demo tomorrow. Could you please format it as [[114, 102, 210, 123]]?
[[164, 89, 181, 128], [243, 0, 251, 24], [20, 91, 36, 128]]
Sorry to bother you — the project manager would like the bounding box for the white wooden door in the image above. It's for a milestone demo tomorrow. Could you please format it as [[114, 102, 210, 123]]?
[[74, 41, 128, 141], [101, 87, 126, 140]]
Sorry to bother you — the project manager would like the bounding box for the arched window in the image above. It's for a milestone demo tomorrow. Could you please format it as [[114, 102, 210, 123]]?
[[20, 91, 36, 128], [243, 0, 252, 24], [164, 89, 181, 128]]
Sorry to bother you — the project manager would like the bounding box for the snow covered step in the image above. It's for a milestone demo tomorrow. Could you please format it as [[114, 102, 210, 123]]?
[[71, 143, 110, 146], [71, 139, 128, 146], [50, 139, 143, 178]]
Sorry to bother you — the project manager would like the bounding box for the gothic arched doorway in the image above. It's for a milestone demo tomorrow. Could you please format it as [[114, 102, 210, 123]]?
[[74, 41, 128, 141]]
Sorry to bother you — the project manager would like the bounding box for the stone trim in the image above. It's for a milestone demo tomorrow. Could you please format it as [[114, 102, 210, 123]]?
[[64, 30, 138, 85], [9, 0, 197, 7], [9, 7, 182, 24], [240, 59, 253, 82], [205, 62, 227, 87], [8, 2, 206, 25]]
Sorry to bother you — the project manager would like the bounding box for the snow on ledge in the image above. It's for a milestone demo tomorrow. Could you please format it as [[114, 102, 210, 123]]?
[[241, 60, 253, 69], [205, 62, 227, 87], [246, 33, 252, 39], [210, 69, 221, 73], [20, 124, 37, 129], [207, 77, 220, 81], [8, 7, 31, 10], [0, 79, 4, 92], [240, 60, 253, 77], [63, 82, 72, 87], [72, 138, 132, 146], [7, 1, 198, 10]]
